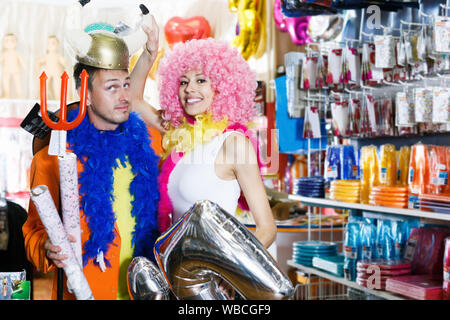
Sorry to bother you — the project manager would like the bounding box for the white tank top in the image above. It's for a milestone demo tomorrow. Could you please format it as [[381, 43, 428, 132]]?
[[167, 131, 242, 223]]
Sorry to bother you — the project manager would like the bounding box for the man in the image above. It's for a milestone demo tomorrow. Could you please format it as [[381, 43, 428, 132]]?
[[22, 16, 163, 300]]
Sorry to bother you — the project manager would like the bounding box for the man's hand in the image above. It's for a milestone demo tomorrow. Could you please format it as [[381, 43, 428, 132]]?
[[44, 234, 76, 268]]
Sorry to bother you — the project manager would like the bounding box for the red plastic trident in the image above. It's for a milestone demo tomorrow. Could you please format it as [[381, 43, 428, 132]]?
[[39, 70, 89, 130]]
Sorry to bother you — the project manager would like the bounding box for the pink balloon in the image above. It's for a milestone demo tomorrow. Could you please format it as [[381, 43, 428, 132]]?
[[273, 0, 311, 45]]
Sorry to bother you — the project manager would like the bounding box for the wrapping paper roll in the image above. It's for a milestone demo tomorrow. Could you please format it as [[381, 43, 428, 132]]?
[[30, 185, 94, 300], [58, 153, 82, 267]]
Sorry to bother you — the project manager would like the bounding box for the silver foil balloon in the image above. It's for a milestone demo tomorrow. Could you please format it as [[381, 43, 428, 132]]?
[[154, 200, 294, 300], [127, 256, 171, 300]]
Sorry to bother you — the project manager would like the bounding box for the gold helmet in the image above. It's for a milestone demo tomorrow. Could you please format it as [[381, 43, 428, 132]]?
[[77, 31, 130, 70]]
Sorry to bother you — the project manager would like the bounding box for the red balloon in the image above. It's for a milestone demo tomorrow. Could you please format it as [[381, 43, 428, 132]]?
[[164, 16, 211, 47]]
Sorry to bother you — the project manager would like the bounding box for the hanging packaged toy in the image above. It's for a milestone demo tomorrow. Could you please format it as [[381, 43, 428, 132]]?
[[327, 48, 342, 85], [379, 96, 395, 136], [345, 46, 360, 85], [331, 99, 350, 137], [396, 36, 406, 67], [414, 88, 433, 123], [396, 91, 415, 126], [363, 43, 384, 84], [434, 17, 450, 53], [284, 52, 307, 118], [365, 95, 379, 136], [349, 97, 362, 137], [301, 55, 319, 89], [432, 87, 450, 124], [374, 35, 396, 69], [303, 104, 322, 138]]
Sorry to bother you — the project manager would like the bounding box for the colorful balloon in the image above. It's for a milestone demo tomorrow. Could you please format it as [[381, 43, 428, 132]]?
[[230, 0, 266, 60], [164, 16, 211, 48], [273, 0, 311, 46]]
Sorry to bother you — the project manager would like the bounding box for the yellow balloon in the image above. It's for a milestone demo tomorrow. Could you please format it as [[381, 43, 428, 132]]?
[[230, 0, 266, 60], [128, 47, 165, 80]]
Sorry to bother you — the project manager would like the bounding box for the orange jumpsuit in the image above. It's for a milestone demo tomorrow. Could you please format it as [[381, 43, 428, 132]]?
[[22, 127, 162, 300]]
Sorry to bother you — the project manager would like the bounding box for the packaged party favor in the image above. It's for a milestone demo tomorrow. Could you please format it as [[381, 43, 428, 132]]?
[[397, 146, 411, 186], [379, 144, 397, 187], [360, 145, 380, 204], [428, 145, 449, 195], [408, 143, 430, 208], [344, 216, 362, 281]]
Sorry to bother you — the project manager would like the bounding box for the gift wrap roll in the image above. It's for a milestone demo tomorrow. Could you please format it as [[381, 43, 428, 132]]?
[[58, 152, 82, 267], [30, 185, 94, 300]]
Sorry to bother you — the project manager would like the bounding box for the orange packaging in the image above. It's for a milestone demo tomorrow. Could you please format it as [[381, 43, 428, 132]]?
[[408, 143, 430, 208], [379, 144, 397, 186], [397, 146, 411, 186], [360, 145, 379, 204], [428, 145, 449, 195]]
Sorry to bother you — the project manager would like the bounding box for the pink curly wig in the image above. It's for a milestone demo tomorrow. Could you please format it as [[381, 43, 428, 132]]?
[[158, 38, 257, 127]]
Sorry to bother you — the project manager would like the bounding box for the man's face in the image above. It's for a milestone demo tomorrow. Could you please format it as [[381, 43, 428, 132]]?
[[85, 69, 131, 131]]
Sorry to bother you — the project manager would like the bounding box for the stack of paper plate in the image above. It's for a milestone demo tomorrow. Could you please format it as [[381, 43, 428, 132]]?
[[329, 180, 361, 203], [292, 241, 338, 267], [293, 176, 325, 198], [356, 259, 412, 290], [418, 193, 450, 214], [369, 186, 408, 208]]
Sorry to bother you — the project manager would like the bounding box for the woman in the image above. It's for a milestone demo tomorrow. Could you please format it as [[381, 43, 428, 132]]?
[[156, 38, 276, 250]]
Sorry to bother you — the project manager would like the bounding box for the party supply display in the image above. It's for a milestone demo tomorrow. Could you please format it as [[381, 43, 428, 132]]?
[[292, 240, 338, 267], [29, 185, 94, 300], [385, 275, 443, 300], [154, 200, 294, 300]]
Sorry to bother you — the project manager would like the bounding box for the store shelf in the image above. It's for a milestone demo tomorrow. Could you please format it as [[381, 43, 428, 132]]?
[[287, 260, 407, 300], [288, 195, 450, 222]]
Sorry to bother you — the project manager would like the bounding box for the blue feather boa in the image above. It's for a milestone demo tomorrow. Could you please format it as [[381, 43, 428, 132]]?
[[66, 108, 160, 268]]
